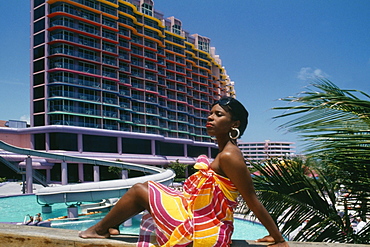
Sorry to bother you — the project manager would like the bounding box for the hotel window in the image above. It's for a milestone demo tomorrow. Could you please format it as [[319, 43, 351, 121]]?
[[132, 57, 143, 67], [131, 68, 143, 78], [78, 48, 98, 61], [119, 16, 133, 26], [118, 4, 129, 13], [173, 46, 183, 54], [34, 46, 45, 59], [119, 86, 130, 97], [146, 104, 158, 115], [131, 46, 143, 56], [176, 75, 185, 83], [175, 56, 184, 64], [102, 42, 116, 53], [34, 32, 45, 46], [34, 19, 45, 33], [147, 116, 157, 126], [34, 5, 45, 21], [50, 57, 74, 70], [145, 40, 155, 50], [102, 17, 116, 28], [102, 79, 117, 91], [145, 82, 156, 92], [176, 65, 185, 73], [132, 35, 142, 44], [78, 61, 97, 74], [159, 119, 167, 128], [101, 3, 116, 15], [145, 61, 156, 70], [79, 22, 99, 35], [166, 72, 175, 81], [144, 29, 156, 39], [145, 50, 156, 59], [119, 61, 129, 72], [50, 16, 74, 29], [119, 27, 129, 37], [83, 0, 96, 9], [158, 57, 164, 65], [78, 74, 99, 87], [172, 24, 181, 35], [34, 0, 44, 8], [103, 106, 118, 119], [132, 79, 144, 89], [166, 100, 176, 110], [50, 43, 73, 56], [119, 74, 129, 84], [178, 113, 187, 122], [132, 102, 144, 113], [78, 35, 99, 48], [168, 111, 176, 120], [102, 55, 117, 66], [102, 67, 117, 78], [145, 93, 157, 103], [119, 50, 129, 60], [132, 90, 144, 101], [34, 72, 45, 86], [157, 67, 165, 76], [51, 30, 74, 42], [103, 92, 117, 104], [158, 98, 166, 107], [144, 18, 158, 29], [158, 77, 165, 85], [177, 93, 186, 102], [177, 103, 186, 112], [79, 9, 99, 23], [145, 71, 156, 81], [166, 63, 174, 71], [141, 3, 153, 16], [198, 40, 210, 53]]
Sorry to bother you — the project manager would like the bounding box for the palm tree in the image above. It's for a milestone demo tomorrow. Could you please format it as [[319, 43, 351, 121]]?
[[238, 158, 347, 242], [273, 79, 370, 159], [238, 158, 370, 243], [272, 79, 370, 220], [238, 79, 369, 243]]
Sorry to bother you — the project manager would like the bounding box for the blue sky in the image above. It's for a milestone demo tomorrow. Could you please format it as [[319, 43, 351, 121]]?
[[1, 1, 369, 152]]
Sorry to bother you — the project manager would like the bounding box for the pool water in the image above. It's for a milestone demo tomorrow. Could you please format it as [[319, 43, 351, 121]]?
[[0, 194, 268, 240]]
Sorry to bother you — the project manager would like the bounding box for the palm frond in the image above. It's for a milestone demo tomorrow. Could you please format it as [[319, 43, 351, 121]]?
[[239, 158, 367, 243]]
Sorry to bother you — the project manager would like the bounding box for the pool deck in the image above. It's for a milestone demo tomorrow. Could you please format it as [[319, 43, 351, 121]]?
[[1, 223, 369, 247], [1, 183, 369, 246]]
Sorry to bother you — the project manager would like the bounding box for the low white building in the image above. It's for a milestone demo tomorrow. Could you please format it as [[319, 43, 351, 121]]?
[[238, 140, 295, 164]]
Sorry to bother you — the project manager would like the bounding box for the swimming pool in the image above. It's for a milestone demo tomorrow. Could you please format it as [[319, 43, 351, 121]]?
[[0, 194, 268, 240]]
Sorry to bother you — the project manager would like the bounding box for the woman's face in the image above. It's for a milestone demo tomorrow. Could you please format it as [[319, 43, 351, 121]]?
[[206, 104, 235, 137]]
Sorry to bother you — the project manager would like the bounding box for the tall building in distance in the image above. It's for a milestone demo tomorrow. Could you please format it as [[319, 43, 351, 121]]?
[[31, 0, 235, 149], [238, 141, 296, 163]]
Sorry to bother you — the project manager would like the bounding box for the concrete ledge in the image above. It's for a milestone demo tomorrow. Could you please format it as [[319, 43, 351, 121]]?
[[1, 223, 369, 247]]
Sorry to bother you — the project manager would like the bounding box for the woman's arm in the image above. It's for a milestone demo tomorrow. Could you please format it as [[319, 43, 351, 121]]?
[[218, 150, 288, 246]]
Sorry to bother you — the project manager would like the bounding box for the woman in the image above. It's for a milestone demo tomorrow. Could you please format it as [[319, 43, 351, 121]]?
[[35, 213, 43, 224], [79, 97, 288, 246]]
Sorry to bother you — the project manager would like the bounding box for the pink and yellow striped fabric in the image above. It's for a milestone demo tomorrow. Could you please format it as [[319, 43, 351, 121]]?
[[137, 155, 239, 247]]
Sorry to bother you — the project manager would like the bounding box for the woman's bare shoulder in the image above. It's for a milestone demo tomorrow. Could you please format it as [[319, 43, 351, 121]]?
[[218, 145, 245, 168]]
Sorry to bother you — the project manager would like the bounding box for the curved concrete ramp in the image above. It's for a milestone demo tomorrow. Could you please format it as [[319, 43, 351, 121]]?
[[0, 141, 176, 204], [36, 170, 175, 204]]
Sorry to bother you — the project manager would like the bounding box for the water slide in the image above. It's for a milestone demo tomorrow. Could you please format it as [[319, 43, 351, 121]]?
[[0, 141, 176, 204]]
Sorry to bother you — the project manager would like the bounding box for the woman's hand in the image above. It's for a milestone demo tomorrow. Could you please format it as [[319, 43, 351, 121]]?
[[256, 235, 289, 246], [256, 235, 275, 242]]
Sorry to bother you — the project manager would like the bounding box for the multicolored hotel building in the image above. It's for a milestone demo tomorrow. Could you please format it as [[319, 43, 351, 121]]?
[[11, 0, 237, 176]]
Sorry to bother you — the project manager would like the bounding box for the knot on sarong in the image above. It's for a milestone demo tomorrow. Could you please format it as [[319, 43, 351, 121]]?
[[193, 154, 210, 171]]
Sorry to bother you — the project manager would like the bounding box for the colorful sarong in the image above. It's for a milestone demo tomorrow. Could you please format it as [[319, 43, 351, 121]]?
[[138, 155, 239, 247]]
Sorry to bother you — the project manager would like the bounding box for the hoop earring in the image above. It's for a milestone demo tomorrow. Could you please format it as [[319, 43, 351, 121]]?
[[210, 136, 217, 141], [229, 127, 240, 140]]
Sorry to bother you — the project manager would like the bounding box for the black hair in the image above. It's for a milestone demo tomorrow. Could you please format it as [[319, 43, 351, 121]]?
[[212, 96, 249, 137]]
